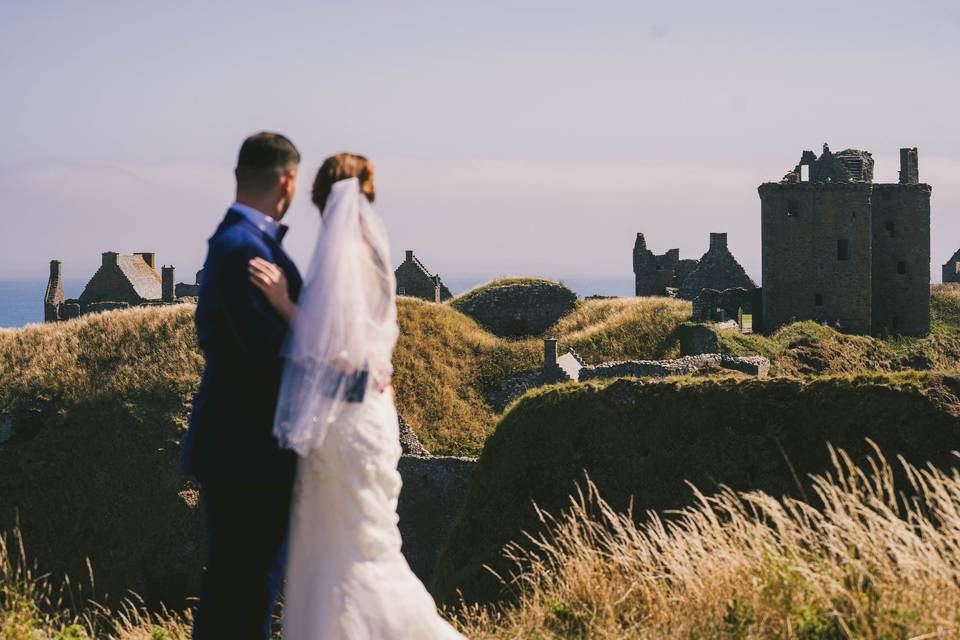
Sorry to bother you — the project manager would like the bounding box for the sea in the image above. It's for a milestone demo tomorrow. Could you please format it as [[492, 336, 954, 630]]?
[[0, 276, 635, 329]]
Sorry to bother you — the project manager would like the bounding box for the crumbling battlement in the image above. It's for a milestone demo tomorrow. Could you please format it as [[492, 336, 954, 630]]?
[[632, 233, 697, 296]]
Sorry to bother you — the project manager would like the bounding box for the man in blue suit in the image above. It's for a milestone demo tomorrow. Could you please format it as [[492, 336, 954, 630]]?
[[182, 132, 303, 639]]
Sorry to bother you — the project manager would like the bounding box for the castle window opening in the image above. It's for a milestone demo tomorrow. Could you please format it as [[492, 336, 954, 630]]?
[[897, 261, 907, 275], [885, 221, 895, 237], [814, 293, 823, 307], [800, 165, 810, 182], [837, 239, 849, 261], [786, 200, 800, 217]]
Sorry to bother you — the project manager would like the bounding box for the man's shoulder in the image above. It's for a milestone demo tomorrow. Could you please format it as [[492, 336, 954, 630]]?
[[210, 216, 271, 256]]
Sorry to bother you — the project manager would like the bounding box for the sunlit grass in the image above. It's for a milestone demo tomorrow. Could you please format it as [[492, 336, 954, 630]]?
[[456, 443, 960, 639]]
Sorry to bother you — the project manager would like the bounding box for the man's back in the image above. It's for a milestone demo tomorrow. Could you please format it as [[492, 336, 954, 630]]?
[[182, 207, 302, 485]]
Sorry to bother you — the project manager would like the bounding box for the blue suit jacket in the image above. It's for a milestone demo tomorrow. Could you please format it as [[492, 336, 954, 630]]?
[[182, 207, 303, 485]]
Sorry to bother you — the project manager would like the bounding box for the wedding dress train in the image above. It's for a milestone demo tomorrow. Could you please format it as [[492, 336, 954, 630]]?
[[281, 389, 464, 639]]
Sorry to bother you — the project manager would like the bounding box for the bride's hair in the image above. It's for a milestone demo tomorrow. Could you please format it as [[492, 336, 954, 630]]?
[[312, 153, 375, 212]]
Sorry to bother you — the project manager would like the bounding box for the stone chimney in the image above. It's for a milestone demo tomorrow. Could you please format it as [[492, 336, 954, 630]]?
[[634, 233, 647, 251], [136, 252, 156, 269], [405, 250, 414, 262], [161, 266, 175, 303], [899, 147, 919, 185], [433, 275, 442, 304], [709, 233, 728, 252], [544, 337, 559, 372], [44, 260, 64, 323], [102, 251, 118, 267]]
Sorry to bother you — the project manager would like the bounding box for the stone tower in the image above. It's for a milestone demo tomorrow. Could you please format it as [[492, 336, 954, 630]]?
[[758, 144, 931, 336]]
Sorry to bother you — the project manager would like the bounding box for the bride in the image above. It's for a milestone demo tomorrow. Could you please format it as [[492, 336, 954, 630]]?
[[248, 153, 465, 639]]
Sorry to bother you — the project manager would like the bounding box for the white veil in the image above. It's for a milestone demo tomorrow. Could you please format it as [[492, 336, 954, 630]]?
[[273, 177, 399, 457]]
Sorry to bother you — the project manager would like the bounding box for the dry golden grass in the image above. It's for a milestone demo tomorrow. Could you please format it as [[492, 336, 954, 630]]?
[[0, 528, 192, 639], [0, 304, 202, 408], [455, 443, 960, 639], [392, 296, 691, 454], [5, 443, 960, 638]]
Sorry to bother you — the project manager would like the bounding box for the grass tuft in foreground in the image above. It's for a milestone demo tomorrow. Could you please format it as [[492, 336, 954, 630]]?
[[456, 443, 960, 639], [0, 528, 192, 640]]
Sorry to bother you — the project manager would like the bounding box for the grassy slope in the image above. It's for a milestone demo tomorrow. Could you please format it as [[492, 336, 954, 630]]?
[[393, 296, 690, 454], [431, 371, 960, 605], [0, 296, 691, 459], [716, 283, 960, 376], [1, 287, 957, 457]]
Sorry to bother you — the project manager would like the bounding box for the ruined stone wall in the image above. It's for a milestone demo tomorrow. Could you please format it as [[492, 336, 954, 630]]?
[[394, 251, 453, 302], [578, 353, 770, 379], [759, 183, 873, 334], [870, 184, 931, 335], [945, 250, 960, 284], [634, 234, 683, 296], [397, 455, 475, 582], [676, 233, 756, 301]]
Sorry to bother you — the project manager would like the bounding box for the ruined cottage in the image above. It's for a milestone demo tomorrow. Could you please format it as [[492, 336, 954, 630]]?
[[759, 144, 931, 336], [633, 232, 755, 301], [944, 249, 960, 284], [44, 253, 199, 322], [676, 233, 756, 301], [394, 250, 452, 302]]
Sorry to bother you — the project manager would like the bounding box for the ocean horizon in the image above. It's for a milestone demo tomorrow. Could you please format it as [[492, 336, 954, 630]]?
[[0, 276, 636, 329]]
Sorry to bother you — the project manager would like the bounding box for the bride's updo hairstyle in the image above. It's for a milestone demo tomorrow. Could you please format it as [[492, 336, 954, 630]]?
[[311, 153, 376, 214]]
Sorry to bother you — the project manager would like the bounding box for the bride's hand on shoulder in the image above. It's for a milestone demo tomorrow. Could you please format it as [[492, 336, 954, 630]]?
[[249, 257, 296, 322]]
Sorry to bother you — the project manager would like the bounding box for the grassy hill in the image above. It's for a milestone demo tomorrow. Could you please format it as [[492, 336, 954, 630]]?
[[431, 372, 960, 605]]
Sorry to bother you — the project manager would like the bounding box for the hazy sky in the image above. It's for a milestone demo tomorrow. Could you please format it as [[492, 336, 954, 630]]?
[[2, 0, 958, 285]]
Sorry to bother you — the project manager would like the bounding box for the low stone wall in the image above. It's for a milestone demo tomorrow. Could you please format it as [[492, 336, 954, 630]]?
[[398, 455, 476, 582], [579, 353, 769, 380], [0, 402, 477, 607]]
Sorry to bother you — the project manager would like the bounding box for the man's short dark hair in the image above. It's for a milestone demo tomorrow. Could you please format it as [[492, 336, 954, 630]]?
[[235, 132, 301, 193]]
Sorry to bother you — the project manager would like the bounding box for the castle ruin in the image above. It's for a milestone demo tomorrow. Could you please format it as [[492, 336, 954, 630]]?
[[44, 253, 200, 322], [758, 144, 931, 336], [633, 232, 755, 301], [632, 234, 697, 296], [944, 249, 960, 284], [394, 250, 452, 302]]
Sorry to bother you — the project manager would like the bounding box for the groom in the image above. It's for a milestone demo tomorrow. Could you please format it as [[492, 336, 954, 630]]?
[[181, 132, 304, 639]]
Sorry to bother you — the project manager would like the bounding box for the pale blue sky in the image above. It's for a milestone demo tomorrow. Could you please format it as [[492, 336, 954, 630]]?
[[1, 0, 958, 284]]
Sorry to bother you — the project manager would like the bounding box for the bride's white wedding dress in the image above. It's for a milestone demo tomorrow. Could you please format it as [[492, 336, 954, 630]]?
[[272, 177, 465, 639], [282, 389, 463, 639]]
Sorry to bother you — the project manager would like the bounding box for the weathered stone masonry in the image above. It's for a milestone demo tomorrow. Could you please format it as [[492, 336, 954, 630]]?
[[394, 250, 453, 302], [44, 253, 201, 322], [759, 144, 931, 336]]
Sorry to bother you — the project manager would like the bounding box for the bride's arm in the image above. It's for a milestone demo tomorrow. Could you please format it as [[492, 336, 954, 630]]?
[[248, 257, 296, 323]]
